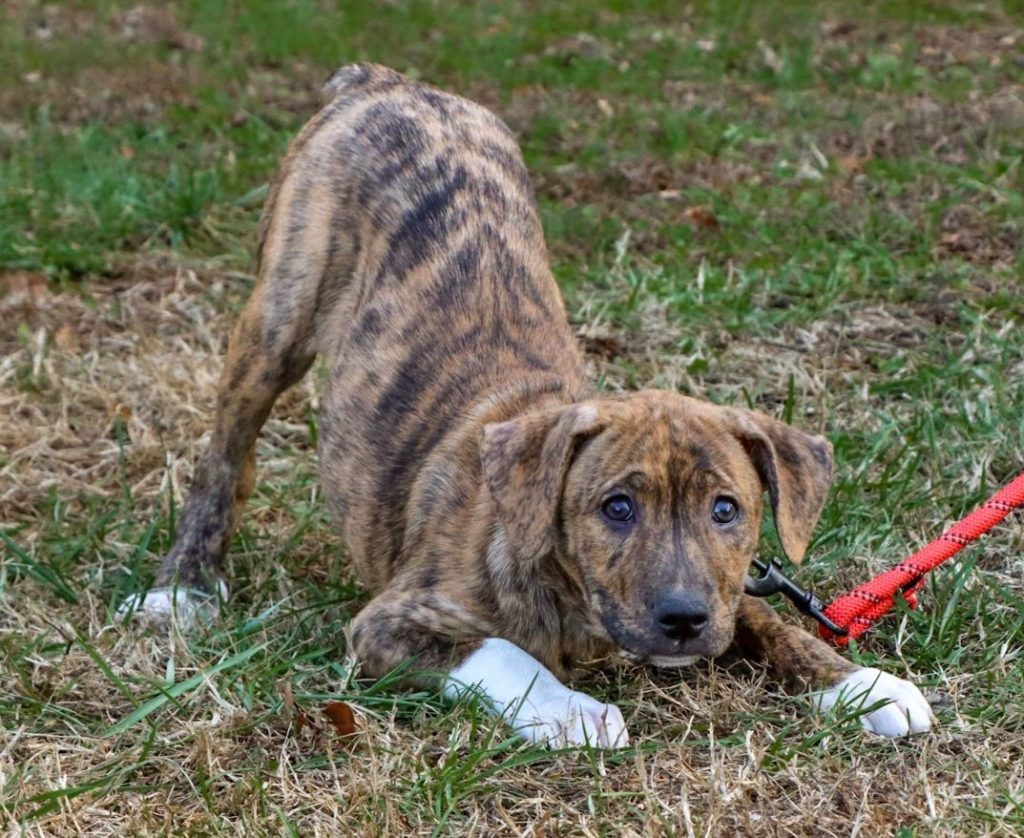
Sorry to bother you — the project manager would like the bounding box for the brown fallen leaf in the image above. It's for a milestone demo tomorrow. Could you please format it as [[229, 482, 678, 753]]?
[[684, 205, 720, 231], [324, 701, 357, 737]]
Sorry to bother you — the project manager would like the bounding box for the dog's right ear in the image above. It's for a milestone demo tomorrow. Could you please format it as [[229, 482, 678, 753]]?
[[480, 403, 604, 561]]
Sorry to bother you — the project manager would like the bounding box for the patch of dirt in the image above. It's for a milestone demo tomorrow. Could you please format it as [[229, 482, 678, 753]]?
[[236, 64, 325, 122], [850, 91, 1024, 165], [815, 17, 1024, 76], [18, 1, 204, 50], [7, 59, 201, 125], [3, 2, 206, 125], [18, 1, 98, 41], [937, 204, 1021, 268], [907, 24, 1024, 73], [114, 4, 205, 52]]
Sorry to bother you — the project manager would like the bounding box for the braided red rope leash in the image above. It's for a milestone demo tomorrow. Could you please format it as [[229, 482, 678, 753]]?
[[819, 471, 1024, 646]]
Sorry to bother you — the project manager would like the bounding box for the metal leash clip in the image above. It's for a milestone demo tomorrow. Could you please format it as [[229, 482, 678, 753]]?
[[744, 557, 848, 636]]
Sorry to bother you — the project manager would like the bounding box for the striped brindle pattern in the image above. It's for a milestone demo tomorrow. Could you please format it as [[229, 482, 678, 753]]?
[[131, 65, 935, 742]]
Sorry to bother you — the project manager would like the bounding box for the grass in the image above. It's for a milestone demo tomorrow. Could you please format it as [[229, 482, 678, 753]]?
[[2, 0, 1023, 834]]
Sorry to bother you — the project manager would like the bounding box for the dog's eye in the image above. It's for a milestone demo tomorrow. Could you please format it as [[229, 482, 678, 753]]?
[[711, 496, 739, 525], [601, 495, 635, 524]]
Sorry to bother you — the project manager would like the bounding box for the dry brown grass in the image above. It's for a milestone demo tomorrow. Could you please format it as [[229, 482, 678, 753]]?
[[2, 256, 1022, 836]]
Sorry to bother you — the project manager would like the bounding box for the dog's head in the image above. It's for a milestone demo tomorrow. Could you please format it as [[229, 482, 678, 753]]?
[[481, 391, 833, 664]]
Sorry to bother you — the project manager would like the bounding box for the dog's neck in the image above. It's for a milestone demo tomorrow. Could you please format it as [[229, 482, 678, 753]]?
[[463, 373, 589, 427]]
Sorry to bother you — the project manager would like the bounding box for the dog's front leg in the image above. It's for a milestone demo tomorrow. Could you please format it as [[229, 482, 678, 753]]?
[[352, 589, 628, 748], [444, 638, 629, 748], [735, 597, 934, 736]]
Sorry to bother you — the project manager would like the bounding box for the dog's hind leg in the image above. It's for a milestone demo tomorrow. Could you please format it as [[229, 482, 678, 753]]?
[[121, 165, 345, 626], [119, 285, 316, 626]]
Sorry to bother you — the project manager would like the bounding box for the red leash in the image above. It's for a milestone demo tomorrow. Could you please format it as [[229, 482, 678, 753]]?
[[819, 471, 1024, 646]]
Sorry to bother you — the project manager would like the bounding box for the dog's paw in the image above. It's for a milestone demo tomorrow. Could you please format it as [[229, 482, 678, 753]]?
[[443, 638, 629, 749], [512, 692, 629, 748], [816, 667, 935, 737], [117, 582, 227, 630]]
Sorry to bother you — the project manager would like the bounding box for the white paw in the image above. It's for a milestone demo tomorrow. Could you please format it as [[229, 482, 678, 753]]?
[[816, 667, 935, 737], [443, 638, 629, 749], [513, 691, 629, 748], [117, 581, 227, 629]]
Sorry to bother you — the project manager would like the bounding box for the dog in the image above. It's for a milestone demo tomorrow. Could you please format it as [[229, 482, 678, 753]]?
[[122, 64, 933, 746]]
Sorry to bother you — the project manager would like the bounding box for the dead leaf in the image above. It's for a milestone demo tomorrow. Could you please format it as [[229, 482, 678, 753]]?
[[324, 701, 357, 737], [684, 206, 720, 231]]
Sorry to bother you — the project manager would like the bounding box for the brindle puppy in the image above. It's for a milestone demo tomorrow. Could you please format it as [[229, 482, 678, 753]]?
[[122, 64, 933, 746]]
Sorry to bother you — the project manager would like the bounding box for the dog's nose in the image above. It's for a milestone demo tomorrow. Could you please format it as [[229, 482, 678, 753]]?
[[654, 593, 709, 641]]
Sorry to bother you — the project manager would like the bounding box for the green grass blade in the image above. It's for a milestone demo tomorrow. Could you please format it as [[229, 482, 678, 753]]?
[[104, 643, 267, 737]]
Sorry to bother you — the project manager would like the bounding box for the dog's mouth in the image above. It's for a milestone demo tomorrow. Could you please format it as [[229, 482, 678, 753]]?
[[602, 617, 713, 660], [618, 649, 701, 668], [646, 654, 701, 668], [594, 589, 729, 662]]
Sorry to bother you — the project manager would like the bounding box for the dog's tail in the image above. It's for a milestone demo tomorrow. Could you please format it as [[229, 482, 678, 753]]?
[[320, 62, 400, 106]]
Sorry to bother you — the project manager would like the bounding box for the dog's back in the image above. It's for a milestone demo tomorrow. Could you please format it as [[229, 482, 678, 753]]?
[[252, 64, 584, 588]]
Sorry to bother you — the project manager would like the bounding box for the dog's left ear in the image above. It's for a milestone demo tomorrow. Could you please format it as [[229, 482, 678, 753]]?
[[729, 410, 834, 565], [480, 402, 604, 561]]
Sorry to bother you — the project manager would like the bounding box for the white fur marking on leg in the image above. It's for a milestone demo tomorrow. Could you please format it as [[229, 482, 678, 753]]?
[[117, 580, 228, 630], [815, 666, 935, 737], [444, 638, 629, 748]]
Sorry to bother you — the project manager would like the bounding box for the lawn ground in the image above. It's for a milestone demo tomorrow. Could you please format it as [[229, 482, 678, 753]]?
[[2, 1, 1024, 835]]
